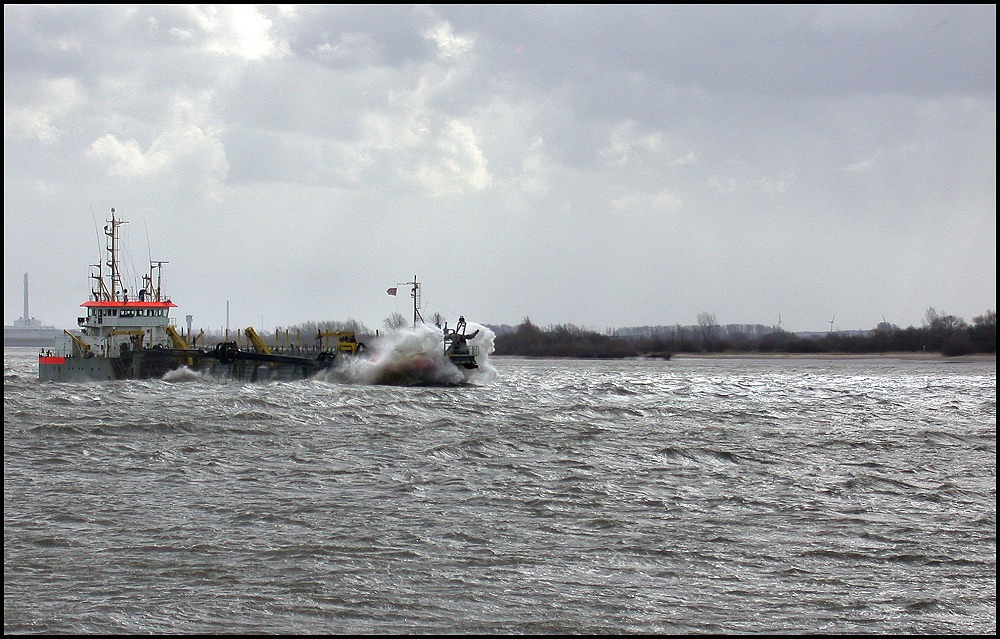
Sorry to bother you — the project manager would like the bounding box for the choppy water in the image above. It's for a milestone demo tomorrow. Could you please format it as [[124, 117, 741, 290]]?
[[4, 345, 996, 634]]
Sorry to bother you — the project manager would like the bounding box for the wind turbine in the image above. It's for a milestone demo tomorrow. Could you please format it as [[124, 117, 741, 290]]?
[[829, 315, 835, 332]]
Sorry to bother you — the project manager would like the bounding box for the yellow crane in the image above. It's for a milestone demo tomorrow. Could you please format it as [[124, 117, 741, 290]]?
[[165, 325, 189, 349], [245, 326, 274, 355]]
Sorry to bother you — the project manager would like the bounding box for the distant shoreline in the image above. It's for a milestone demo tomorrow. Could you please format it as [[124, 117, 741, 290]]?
[[670, 352, 996, 363], [490, 352, 995, 363]]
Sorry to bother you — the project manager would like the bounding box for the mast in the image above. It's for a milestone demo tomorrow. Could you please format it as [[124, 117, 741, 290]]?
[[144, 260, 168, 302], [106, 209, 125, 302], [91, 208, 127, 302], [393, 276, 424, 327], [409, 276, 423, 327]]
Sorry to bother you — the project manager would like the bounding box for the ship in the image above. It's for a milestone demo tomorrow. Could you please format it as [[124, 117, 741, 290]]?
[[38, 208, 482, 384], [4, 273, 64, 346]]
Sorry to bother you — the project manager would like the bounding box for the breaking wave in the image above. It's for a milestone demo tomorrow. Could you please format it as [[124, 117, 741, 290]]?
[[319, 321, 498, 386]]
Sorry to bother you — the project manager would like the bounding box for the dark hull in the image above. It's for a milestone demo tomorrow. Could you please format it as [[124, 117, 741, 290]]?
[[39, 343, 479, 384], [39, 345, 338, 382]]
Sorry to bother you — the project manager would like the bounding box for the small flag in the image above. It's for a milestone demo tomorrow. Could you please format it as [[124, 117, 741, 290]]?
[[387, 287, 397, 296]]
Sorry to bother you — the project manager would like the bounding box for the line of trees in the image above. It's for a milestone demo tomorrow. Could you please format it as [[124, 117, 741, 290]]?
[[489, 308, 996, 359], [487, 319, 672, 359], [193, 307, 995, 359]]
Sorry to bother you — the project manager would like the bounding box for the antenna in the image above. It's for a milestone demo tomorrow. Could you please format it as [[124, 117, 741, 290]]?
[[145, 222, 153, 269], [88, 204, 105, 301], [89, 204, 103, 266]]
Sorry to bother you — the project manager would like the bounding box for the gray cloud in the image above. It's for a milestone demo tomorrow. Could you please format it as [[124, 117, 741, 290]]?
[[4, 4, 995, 334]]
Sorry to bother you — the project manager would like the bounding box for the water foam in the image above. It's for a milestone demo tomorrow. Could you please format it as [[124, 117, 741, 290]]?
[[321, 321, 498, 386]]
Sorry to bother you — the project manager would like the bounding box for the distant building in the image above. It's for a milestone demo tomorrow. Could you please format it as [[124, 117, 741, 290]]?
[[4, 273, 62, 346]]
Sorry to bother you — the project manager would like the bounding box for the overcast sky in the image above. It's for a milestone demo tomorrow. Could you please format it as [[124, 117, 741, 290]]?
[[4, 4, 996, 335]]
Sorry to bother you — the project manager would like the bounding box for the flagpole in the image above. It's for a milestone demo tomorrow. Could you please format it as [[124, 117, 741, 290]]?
[[387, 276, 423, 327], [409, 275, 422, 327]]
